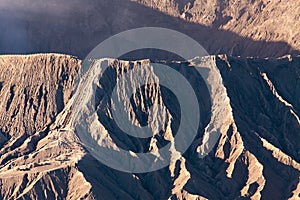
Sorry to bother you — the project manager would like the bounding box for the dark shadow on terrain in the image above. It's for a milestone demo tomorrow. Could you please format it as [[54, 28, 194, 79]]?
[[77, 154, 173, 200], [0, 129, 9, 148], [0, 0, 299, 59]]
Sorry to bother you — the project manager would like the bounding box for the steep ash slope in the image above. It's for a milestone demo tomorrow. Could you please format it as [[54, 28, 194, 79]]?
[[0, 54, 299, 199]]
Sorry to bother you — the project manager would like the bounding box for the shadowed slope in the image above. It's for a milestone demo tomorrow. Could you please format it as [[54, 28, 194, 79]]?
[[0, 0, 299, 58]]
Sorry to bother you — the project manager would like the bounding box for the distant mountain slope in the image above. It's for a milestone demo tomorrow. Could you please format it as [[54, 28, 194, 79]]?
[[132, 0, 300, 54], [0, 54, 299, 199], [0, 0, 299, 58]]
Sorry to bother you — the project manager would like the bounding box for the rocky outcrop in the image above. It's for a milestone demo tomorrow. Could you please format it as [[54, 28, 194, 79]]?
[[0, 54, 299, 199]]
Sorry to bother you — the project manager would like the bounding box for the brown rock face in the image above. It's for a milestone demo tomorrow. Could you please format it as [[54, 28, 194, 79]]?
[[0, 54, 299, 199], [0, 54, 80, 138]]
